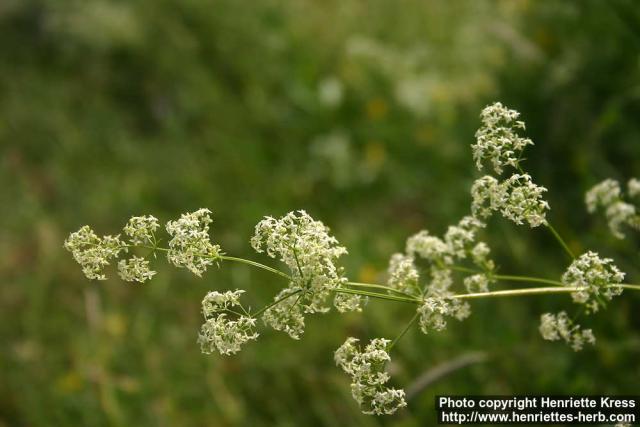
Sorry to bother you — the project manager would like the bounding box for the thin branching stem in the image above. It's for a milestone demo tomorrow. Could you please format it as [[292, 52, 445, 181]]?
[[220, 255, 292, 281], [545, 222, 576, 259], [333, 288, 421, 304], [389, 311, 420, 350], [492, 274, 563, 287], [138, 244, 292, 281], [135, 246, 640, 312], [345, 282, 417, 298], [448, 265, 480, 274], [253, 289, 303, 318], [452, 286, 579, 300], [619, 284, 640, 291]]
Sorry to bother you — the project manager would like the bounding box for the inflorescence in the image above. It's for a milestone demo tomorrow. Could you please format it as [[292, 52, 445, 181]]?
[[585, 178, 640, 239], [64, 102, 637, 416], [198, 290, 259, 355], [251, 210, 363, 339], [335, 338, 407, 415]]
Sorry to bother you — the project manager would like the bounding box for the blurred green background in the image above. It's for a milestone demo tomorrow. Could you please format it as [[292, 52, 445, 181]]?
[[2, 0, 640, 425]]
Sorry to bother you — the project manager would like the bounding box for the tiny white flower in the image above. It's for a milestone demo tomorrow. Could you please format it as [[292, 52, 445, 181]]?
[[605, 201, 636, 239], [539, 311, 595, 351], [118, 256, 156, 283], [252, 210, 351, 335], [64, 225, 127, 280], [201, 289, 245, 317], [335, 337, 406, 415], [585, 178, 640, 238], [499, 174, 549, 227], [561, 251, 625, 313], [123, 215, 159, 245], [470, 242, 495, 271], [471, 175, 503, 219], [444, 216, 485, 259], [387, 253, 420, 295], [405, 230, 450, 264], [417, 297, 450, 333], [628, 178, 640, 198], [464, 274, 490, 293], [262, 289, 306, 340], [166, 208, 221, 277], [318, 76, 344, 108], [333, 293, 366, 313], [472, 102, 534, 174], [428, 267, 453, 295], [198, 289, 258, 355], [585, 179, 621, 213], [472, 174, 549, 227]]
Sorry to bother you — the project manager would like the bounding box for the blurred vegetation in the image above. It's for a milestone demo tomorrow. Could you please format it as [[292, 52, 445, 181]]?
[[1, 0, 640, 425]]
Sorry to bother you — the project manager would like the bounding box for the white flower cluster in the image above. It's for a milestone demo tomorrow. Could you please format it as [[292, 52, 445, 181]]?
[[470, 103, 550, 228], [464, 242, 494, 293], [418, 296, 470, 334], [334, 292, 366, 313], [262, 289, 306, 340], [118, 256, 156, 283], [585, 178, 640, 239], [471, 173, 549, 227], [392, 216, 495, 333], [405, 230, 450, 264], [334, 337, 407, 415], [252, 211, 361, 338], [387, 253, 420, 295], [539, 312, 595, 351], [444, 216, 486, 259], [123, 215, 159, 245], [472, 102, 533, 174], [561, 251, 625, 313], [585, 179, 620, 211], [166, 208, 222, 276], [64, 225, 126, 280], [405, 216, 489, 266], [628, 178, 640, 198], [66, 210, 222, 283], [198, 290, 259, 355]]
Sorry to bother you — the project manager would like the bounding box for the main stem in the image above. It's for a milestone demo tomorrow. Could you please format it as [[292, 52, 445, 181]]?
[[389, 311, 420, 350], [220, 255, 292, 281], [545, 222, 575, 259], [138, 244, 640, 317], [139, 245, 291, 281], [253, 289, 303, 317], [333, 288, 421, 304]]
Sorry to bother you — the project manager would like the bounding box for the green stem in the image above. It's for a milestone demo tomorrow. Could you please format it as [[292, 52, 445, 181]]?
[[136, 244, 640, 308], [138, 245, 291, 281], [492, 274, 563, 287], [618, 284, 640, 291], [333, 288, 421, 304], [345, 282, 417, 298], [389, 311, 420, 350], [253, 289, 303, 318], [219, 255, 291, 281], [292, 247, 305, 280], [444, 266, 565, 287], [545, 222, 575, 259], [449, 265, 481, 275], [453, 286, 579, 300]]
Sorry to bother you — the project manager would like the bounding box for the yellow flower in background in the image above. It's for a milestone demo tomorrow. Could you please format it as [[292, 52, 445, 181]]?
[[366, 98, 388, 121], [364, 142, 386, 171]]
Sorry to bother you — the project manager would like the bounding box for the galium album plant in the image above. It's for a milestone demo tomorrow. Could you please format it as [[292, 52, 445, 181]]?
[[65, 102, 640, 416]]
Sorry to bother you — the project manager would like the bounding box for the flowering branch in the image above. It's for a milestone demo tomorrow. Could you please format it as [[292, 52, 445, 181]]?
[[64, 102, 640, 416]]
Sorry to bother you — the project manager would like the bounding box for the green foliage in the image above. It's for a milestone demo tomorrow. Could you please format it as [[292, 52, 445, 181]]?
[[1, 0, 639, 425]]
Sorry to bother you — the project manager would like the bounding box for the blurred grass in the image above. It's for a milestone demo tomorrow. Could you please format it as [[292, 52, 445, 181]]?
[[1, 0, 640, 425]]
